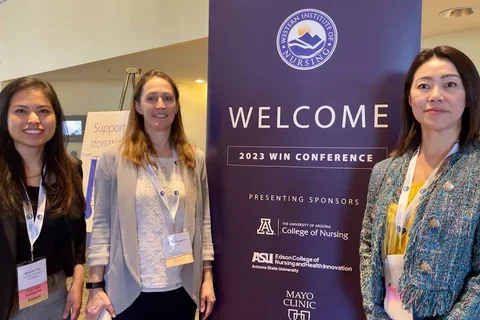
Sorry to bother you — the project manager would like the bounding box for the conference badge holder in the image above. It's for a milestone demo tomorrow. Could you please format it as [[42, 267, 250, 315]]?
[[16, 257, 48, 309], [162, 232, 194, 268]]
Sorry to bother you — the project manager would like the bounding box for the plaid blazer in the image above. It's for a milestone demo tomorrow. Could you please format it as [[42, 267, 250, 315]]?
[[359, 142, 480, 319]]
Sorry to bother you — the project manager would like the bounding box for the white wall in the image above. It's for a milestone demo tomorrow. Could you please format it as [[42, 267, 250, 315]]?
[[48, 80, 208, 153], [0, 0, 208, 81], [422, 29, 480, 68], [175, 82, 208, 151], [51, 80, 126, 114]]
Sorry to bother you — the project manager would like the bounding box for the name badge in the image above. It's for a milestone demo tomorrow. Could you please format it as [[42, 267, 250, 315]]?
[[16, 258, 48, 309], [383, 254, 412, 320], [162, 232, 194, 268]]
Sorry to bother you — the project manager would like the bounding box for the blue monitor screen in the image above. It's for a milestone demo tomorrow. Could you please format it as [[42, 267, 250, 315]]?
[[63, 120, 83, 136]]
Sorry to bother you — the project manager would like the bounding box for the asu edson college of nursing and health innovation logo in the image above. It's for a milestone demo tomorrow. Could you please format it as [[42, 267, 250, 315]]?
[[276, 8, 338, 71]]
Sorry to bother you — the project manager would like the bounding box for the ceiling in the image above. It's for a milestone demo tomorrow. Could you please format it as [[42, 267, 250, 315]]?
[[31, 0, 480, 83], [422, 0, 480, 36]]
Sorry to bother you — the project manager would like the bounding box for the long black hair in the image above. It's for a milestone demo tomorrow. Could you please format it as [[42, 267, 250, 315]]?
[[0, 77, 85, 218], [392, 46, 480, 156]]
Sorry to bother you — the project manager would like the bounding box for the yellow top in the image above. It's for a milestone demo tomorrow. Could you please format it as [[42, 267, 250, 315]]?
[[383, 182, 424, 258]]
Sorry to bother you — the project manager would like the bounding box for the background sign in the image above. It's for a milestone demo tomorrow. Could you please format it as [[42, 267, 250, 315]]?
[[81, 111, 129, 236]]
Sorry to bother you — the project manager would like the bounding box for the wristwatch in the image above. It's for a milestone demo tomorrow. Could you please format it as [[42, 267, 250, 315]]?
[[86, 281, 105, 289]]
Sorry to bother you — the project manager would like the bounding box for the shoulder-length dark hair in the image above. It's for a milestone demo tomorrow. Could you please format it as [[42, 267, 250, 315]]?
[[0, 77, 85, 218], [120, 70, 196, 169], [392, 45, 480, 157]]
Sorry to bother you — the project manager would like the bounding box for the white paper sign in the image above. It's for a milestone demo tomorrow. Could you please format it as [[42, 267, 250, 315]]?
[[81, 111, 129, 233]]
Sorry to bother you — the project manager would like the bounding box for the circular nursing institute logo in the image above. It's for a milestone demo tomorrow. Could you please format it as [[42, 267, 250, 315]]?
[[276, 9, 338, 70]]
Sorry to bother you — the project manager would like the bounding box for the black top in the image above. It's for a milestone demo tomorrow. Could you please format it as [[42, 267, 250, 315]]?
[[16, 186, 85, 276], [0, 174, 85, 320]]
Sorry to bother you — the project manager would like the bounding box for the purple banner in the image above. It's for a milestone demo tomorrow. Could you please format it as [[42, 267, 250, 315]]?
[[207, 1, 421, 319]]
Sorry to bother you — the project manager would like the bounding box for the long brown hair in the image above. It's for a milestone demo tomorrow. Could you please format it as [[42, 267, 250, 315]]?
[[391, 46, 480, 157], [0, 77, 85, 218], [121, 70, 196, 169]]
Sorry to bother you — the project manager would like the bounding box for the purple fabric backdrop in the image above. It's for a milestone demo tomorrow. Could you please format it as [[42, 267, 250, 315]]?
[[206, 1, 421, 319]]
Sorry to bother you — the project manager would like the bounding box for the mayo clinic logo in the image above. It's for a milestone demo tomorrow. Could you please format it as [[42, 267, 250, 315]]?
[[288, 309, 310, 320], [257, 218, 275, 235], [276, 8, 338, 70], [284, 290, 316, 320]]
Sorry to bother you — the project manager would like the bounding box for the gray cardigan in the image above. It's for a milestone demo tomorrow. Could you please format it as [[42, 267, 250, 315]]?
[[87, 144, 214, 315]]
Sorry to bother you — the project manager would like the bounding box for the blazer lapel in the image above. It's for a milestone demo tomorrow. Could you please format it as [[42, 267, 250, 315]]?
[[116, 159, 140, 281], [2, 215, 17, 261]]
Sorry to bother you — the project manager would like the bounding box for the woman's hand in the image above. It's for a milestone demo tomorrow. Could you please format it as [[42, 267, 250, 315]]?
[[200, 268, 216, 320], [63, 281, 83, 320], [85, 288, 116, 320]]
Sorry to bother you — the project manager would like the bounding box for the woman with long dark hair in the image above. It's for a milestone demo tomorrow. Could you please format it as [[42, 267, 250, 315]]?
[[0, 77, 86, 320], [360, 46, 480, 319]]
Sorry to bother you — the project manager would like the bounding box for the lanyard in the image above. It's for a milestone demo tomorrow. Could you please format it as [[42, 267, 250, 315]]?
[[22, 176, 47, 261], [395, 143, 459, 235], [146, 149, 181, 234]]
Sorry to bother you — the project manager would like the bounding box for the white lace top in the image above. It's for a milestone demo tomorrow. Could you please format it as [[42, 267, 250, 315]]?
[[135, 157, 185, 292]]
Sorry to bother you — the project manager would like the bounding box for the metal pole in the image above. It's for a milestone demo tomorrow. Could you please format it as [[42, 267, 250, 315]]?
[[131, 73, 136, 92], [117, 73, 131, 111], [118, 68, 141, 111]]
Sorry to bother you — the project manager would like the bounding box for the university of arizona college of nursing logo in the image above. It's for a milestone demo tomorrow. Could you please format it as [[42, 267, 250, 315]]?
[[276, 9, 338, 70]]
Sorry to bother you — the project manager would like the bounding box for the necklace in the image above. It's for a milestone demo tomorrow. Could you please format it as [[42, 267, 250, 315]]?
[[26, 173, 41, 179], [157, 158, 171, 173]]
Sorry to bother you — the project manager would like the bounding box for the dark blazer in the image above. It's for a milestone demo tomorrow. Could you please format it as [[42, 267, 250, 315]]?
[[0, 165, 86, 320], [0, 212, 85, 320], [0, 217, 16, 320]]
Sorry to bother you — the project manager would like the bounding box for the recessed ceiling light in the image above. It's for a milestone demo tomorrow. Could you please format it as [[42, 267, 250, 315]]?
[[194, 79, 206, 83], [440, 7, 477, 18]]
